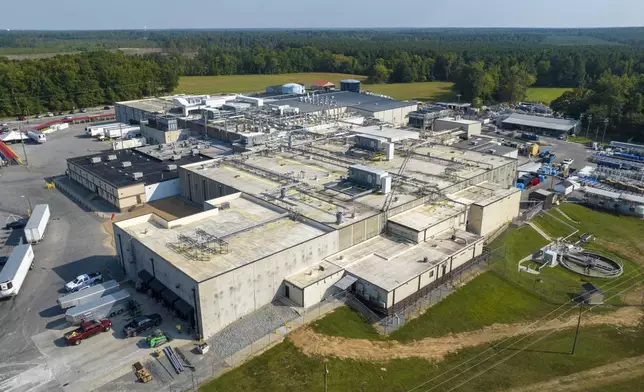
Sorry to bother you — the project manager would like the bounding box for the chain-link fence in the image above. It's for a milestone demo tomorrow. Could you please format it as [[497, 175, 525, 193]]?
[[374, 247, 505, 334]]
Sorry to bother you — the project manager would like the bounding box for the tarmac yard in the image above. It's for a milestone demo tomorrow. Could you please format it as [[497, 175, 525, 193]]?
[[30, 286, 194, 392]]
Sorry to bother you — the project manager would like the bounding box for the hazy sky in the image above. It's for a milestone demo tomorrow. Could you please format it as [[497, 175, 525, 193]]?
[[3, 0, 643, 30]]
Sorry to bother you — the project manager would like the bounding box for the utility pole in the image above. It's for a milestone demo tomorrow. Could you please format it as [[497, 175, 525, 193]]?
[[570, 302, 584, 355], [18, 125, 28, 166], [323, 363, 329, 392], [601, 118, 609, 144], [585, 114, 592, 138], [594, 125, 600, 142]]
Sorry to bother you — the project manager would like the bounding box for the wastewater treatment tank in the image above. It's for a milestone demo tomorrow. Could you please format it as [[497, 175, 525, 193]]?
[[560, 251, 623, 278]]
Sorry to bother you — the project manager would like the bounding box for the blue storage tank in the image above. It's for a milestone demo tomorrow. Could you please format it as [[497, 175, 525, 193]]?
[[281, 83, 305, 95], [340, 79, 361, 93]]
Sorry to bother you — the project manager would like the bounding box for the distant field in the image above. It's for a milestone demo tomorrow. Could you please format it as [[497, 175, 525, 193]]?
[[177, 75, 570, 104], [176, 73, 367, 95], [524, 87, 572, 104]]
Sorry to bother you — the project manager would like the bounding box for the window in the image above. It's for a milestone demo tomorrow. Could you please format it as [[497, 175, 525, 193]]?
[[429, 271, 434, 278]]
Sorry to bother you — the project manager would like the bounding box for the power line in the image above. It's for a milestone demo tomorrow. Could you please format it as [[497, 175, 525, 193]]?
[[421, 271, 643, 392], [404, 267, 644, 392], [442, 278, 643, 392]]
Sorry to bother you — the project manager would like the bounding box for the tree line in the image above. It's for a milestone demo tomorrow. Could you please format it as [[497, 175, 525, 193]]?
[[0, 51, 181, 117]]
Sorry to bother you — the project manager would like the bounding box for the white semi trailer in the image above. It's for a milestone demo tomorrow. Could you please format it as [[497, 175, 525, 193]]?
[[0, 244, 35, 298], [24, 204, 50, 244], [65, 289, 132, 324], [57, 280, 120, 309]]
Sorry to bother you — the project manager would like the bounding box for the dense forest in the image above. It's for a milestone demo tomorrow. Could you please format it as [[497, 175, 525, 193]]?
[[2, 29, 644, 139]]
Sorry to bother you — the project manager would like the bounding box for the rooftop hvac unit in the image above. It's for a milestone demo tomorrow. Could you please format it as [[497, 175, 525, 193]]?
[[106, 154, 117, 161], [121, 161, 132, 168], [166, 164, 178, 171], [132, 172, 143, 180], [172, 155, 181, 161], [191, 149, 199, 156], [90, 157, 102, 164]]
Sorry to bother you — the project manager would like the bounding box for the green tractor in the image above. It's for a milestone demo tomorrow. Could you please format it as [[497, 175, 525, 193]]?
[[146, 330, 172, 348]]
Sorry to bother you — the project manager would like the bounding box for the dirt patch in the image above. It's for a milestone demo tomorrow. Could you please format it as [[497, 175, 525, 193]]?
[[503, 355, 644, 392], [290, 307, 642, 361]]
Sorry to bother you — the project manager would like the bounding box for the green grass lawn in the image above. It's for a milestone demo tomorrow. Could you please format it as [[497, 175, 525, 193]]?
[[524, 87, 573, 104], [177, 75, 569, 104], [201, 324, 644, 392], [176, 73, 367, 95], [359, 81, 456, 102], [532, 212, 577, 239], [311, 306, 384, 340]]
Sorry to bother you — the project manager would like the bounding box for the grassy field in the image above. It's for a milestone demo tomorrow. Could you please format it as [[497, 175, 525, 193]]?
[[532, 212, 577, 239], [524, 87, 573, 104], [359, 81, 456, 101], [176, 73, 367, 95], [177, 74, 570, 104], [311, 306, 384, 340], [201, 324, 644, 392]]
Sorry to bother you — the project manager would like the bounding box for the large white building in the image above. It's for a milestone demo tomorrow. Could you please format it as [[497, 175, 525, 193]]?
[[114, 136, 519, 338]]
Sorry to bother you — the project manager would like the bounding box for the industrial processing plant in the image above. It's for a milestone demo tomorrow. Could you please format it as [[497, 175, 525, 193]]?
[[107, 89, 520, 339]]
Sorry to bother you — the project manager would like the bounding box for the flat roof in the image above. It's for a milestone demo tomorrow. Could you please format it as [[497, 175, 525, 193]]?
[[436, 117, 480, 125], [502, 113, 578, 132], [67, 149, 207, 188], [117, 194, 330, 282], [273, 91, 415, 114], [349, 125, 420, 142], [388, 202, 464, 232], [116, 97, 174, 113], [334, 230, 482, 291], [584, 187, 620, 199], [447, 182, 518, 206], [285, 261, 344, 289]]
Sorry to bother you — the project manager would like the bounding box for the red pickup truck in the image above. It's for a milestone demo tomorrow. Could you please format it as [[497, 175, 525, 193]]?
[[64, 319, 112, 346]]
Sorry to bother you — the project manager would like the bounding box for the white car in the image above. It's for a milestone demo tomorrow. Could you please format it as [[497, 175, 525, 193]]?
[[562, 158, 574, 166], [46, 112, 54, 117], [65, 272, 103, 292]]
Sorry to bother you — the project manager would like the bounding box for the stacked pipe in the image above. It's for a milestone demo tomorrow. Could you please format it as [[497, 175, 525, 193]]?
[[163, 346, 184, 374]]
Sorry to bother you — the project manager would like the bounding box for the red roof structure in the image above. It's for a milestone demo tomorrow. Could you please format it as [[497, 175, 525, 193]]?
[[311, 80, 335, 88], [0, 141, 21, 164]]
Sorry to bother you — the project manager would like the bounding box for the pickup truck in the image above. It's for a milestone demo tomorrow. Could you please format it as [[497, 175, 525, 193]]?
[[65, 273, 103, 292], [64, 318, 112, 345], [123, 314, 163, 337]]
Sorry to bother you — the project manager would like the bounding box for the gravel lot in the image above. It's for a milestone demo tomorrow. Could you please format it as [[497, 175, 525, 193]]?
[[211, 302, 299, 358]]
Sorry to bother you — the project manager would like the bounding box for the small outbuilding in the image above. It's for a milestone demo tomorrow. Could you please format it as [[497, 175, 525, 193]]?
[[554, 180, 575, 196], [529, 189, 555, 210], [580, 283, 604, 305]]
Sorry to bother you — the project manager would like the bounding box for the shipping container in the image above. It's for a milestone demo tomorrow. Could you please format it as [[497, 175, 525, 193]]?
[[0, 244, 34, 298], [24, 204, 50, 244], [57, 280, 120, 309], [65, 289, 132, 324]]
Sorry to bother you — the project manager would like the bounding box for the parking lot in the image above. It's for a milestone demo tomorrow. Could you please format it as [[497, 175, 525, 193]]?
[[0, 124, 195, 392]]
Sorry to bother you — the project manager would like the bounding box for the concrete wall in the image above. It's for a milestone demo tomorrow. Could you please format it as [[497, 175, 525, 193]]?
[[354, 276, 390, 308], [301, 270, 345, 308], [392, 278, 418, 305], [387, 222, 422, 243], [469, 190, 521, 236], [145, 179, 180, 202], [442, 161, 518, 195], [196, 231, 340, 338], [352, 105, 417, 127], [141, 125, 193, 145]]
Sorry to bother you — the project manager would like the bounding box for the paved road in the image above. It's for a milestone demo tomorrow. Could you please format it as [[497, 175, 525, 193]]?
[[0, 124, 114, 392], [1, 107, 114, 129]]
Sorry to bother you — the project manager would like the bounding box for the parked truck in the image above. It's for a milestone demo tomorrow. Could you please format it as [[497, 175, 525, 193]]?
[[64, 318, 112, 345], [65, 272, 103, 292], [24, 204, 50, 244], [521, 133, 540, 141], [65, 289, 132, 324], [27, 130, 46, 144], [0, 244, 35, 298], [57, 280, 120, 309], [97, 125, 140, 141], [85, 122, 119, 137]]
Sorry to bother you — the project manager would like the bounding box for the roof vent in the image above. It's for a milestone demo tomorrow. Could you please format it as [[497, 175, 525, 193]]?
[[121, 161, 132, 168], [132, 172, 143, 180], [191, 149, 199, 156], [90, 157, 102, 164], [172, 155, 181, 161], [107, 154, 117, 161], [166, 164, 177, 171]]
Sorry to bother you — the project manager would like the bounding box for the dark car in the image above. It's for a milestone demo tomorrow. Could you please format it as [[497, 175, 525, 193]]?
[[103, 106, 111, 110], [79, 108, 87, 113], [123, 314, 162, 337], [5, 219, 27, 230]]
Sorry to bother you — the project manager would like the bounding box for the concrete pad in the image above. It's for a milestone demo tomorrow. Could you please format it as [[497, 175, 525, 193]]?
[[30, 286, 194, 392]]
